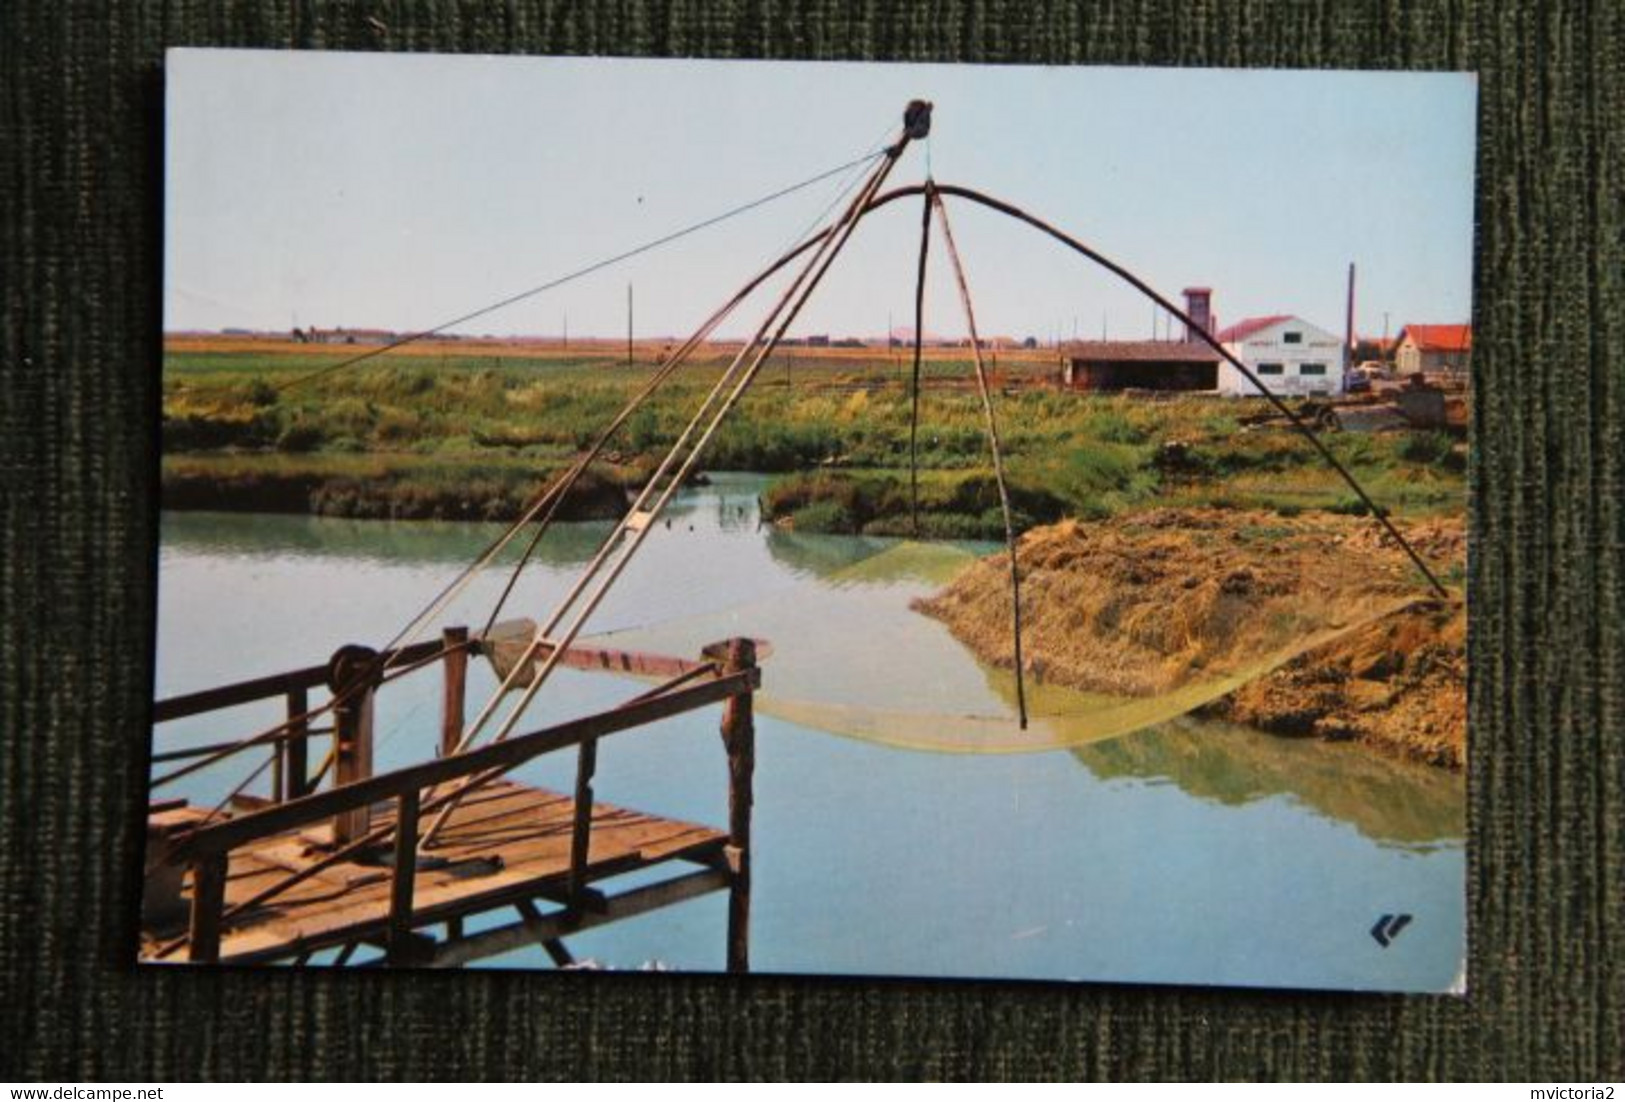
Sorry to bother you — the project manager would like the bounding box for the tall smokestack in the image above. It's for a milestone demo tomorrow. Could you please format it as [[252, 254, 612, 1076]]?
[[1345, 262, 1356, 376], [1182, 287, 1213, 343]]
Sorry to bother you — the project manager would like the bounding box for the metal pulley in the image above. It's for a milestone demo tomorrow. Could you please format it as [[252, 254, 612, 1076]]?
[[327, 643, 383, 694], [903, 99, 933, 139]]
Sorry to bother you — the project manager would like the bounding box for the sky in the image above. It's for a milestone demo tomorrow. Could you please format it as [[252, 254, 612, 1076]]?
[[165, 50, 1477, 344]]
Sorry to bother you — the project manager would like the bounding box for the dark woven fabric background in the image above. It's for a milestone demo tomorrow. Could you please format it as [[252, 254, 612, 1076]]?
[[2, 1, 1620, 1081]]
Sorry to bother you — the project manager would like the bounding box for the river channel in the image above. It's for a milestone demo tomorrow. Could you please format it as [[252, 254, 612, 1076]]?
[[153, 473, 1464, 991]]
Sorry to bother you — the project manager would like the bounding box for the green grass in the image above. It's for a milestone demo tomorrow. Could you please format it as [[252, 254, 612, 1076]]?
[[162, 346, 1467, 524], [161, 451, 638, 522], [758, 468, 1069, 538]]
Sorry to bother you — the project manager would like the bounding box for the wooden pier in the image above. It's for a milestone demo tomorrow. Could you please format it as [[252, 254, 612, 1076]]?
[[143, 625, 758, 970]]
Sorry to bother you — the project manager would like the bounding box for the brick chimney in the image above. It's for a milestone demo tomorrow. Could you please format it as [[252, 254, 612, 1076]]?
[[1182, 287, 1214, 343]]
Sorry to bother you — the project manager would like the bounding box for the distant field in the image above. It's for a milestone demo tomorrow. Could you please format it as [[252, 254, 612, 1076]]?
[[160, 335, 1467, 528], [162, 334, 1062, 374]]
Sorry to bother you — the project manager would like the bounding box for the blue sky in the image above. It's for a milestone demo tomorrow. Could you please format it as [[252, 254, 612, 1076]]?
[[166, 50, 1476, 343]]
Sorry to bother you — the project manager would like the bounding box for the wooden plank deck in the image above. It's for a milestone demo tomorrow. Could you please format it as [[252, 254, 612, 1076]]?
[[152, 780, 728, 966]]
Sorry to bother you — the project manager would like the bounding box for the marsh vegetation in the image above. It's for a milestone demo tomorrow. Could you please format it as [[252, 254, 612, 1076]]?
[[162, 337, 1467, 530]]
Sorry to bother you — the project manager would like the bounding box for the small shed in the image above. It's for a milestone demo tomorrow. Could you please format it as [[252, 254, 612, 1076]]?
[[1394, 324, 1471, 375], [1059, 341, 1221, 392]]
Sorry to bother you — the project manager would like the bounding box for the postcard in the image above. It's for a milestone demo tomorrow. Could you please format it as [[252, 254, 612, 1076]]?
[[148, 49, 1473, 991]]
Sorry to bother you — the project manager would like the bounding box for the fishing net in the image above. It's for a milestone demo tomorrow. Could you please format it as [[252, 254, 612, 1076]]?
[[487, 539, 1421, 756]]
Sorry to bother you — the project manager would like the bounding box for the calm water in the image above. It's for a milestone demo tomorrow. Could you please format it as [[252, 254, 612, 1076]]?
[[153, 473, 1464, 992]]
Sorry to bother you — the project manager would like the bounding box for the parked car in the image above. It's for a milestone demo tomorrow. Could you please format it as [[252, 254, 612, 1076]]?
[[1346, 362, 1392, 393]]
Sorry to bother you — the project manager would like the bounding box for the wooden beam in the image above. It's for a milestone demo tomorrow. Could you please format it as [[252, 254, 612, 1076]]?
[[193, 833, 727, 966], [513, 899, 575, 967], [482, 619, 711, 684], [429, 869, 731, 969], [186, 852, 228, 964], [440, 626, 469, 759], [285, 686, 310, 801], [154, 667, 327, 724], [387, 789, 421, 965], [719, 638, 756, 974], [150, 738, 267, 765], [567, 737, 597, 910], [152, 637, 447, 723], [171, 668, 758, 861], [331, 650, 377, 846]]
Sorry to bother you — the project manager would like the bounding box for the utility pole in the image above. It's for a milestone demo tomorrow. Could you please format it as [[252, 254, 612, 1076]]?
[[626, 283, 634, 367], [563, 312, 568, 350]]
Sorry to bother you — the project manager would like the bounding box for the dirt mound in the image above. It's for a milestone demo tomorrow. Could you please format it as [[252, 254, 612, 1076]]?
[[1215, 600, 1465, 767], [915, 508, 1465, 768]]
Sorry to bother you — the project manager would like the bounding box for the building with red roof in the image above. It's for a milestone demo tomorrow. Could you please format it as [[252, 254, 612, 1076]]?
[[1394, 324, 1471, 375], [1215, 315, 1293, 344], [1217, 314, 1347, 398]]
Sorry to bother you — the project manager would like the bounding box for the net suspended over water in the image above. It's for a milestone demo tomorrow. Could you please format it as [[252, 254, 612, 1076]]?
[[484, 539, 1419, 756]]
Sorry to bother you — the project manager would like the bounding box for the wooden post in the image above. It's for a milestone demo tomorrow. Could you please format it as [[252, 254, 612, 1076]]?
[[329, 646, 378, 846], [285, 686, 309, 801], [440, 626, 469, 758], [187, 851, 228, 964], [567, 737, 598, 914], [387, 788, 420, 965], [719, 637, 756, 973]]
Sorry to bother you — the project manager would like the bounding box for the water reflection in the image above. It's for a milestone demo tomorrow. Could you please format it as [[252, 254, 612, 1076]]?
[[161, 509, 613, 567], [1074, 715, 1465, 849], [764, 529, 993, 586], [162, 476, 1463, 849], [154, 480, 1464, 989], [763, 528, 898, 579]]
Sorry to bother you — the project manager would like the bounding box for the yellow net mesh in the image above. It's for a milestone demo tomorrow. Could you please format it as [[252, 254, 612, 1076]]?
[[564, 540, 1419, 755]]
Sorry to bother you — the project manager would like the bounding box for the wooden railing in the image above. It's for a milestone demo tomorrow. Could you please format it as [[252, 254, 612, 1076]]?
[[151, 633, 454, 803], [148, 627, 758, 968], [150, 624, 713, 801]]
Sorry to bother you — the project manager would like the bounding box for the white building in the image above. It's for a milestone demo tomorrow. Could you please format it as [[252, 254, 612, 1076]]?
[[1216, 315, 1347, 398]]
